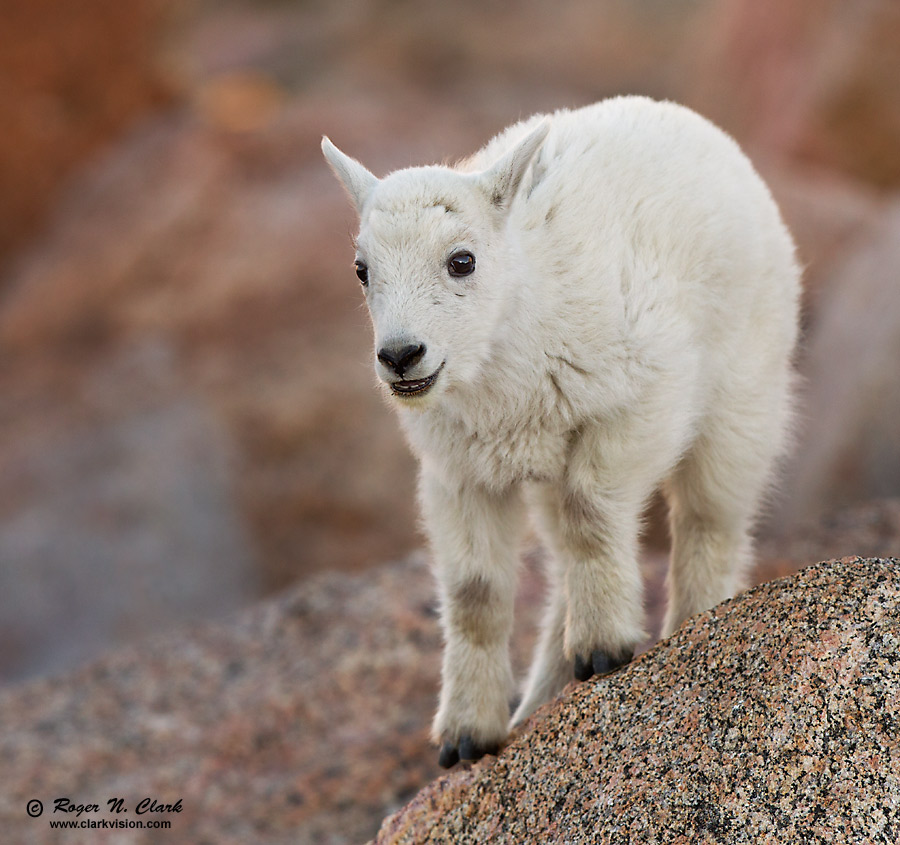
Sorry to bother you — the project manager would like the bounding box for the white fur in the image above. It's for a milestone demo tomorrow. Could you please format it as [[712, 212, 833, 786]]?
[[323, 97, 800, 754]]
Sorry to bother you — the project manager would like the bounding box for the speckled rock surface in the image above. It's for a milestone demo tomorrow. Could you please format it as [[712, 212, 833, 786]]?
[[375, 557, 900, 844]]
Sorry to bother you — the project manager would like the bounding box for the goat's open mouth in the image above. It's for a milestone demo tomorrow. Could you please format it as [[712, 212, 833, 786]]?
[[390, 363, 444, 397]]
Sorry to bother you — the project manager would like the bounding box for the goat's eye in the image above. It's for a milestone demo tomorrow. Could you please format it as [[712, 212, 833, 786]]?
[[447, 251, 475, 277], [354, 261, 369, 286]]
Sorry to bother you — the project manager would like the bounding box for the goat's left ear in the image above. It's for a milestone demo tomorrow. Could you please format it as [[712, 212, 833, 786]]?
[[478, 119, 550, 211]]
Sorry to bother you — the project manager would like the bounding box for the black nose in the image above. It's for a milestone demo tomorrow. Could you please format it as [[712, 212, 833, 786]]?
[[377, 343, 426, 377]]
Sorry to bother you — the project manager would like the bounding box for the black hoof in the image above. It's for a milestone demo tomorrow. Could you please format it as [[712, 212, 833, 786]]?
[[574, 648, 633, 681], [438, 734, 500, 768], [438, 742, 460, 769], [574, 653, 594, 681]]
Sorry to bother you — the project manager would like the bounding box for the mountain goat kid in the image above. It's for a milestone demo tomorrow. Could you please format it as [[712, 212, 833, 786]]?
[[322, 96, 799, 768]]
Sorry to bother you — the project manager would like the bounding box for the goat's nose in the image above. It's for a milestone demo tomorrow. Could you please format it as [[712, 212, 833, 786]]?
[[377, 343, 426, 377]]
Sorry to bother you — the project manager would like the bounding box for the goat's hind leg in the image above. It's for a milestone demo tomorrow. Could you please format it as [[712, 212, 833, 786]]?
[[510, 556, 572, 728], [662, 409, 783, 637]]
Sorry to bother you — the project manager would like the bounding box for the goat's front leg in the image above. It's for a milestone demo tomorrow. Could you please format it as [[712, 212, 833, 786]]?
[[420, 471, 524, 768]]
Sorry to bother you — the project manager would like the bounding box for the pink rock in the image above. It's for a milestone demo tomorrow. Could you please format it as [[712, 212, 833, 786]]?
[[374, 557, 900, 844]]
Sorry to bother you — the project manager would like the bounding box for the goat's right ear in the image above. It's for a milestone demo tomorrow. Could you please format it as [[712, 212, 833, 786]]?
[[321, 137, 379, 214], [477, 119, 550, 212]]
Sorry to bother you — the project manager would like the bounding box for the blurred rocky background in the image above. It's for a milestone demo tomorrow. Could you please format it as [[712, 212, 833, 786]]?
[[0, 0, 899, 839]]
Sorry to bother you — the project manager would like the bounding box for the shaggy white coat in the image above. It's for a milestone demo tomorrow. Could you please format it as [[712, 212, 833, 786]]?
[[322, 96, 800, 755]]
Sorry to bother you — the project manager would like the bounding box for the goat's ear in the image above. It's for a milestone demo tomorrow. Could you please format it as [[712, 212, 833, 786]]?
[[478, 119, 550, 211], [321, 137, 379, 214]]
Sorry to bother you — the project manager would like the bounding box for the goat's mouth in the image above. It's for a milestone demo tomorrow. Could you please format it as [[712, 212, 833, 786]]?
[[390, 363, 444, 398]]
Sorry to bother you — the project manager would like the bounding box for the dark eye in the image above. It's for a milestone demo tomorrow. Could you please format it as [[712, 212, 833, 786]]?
[[354, 261, 369, 286], [447, 251, 475, 277]]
